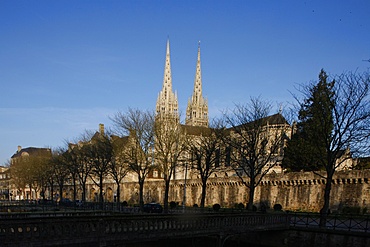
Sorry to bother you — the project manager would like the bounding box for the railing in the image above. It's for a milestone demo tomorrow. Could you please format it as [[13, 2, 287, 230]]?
[[0, 213, 290, 246], [289, 213, 370, 234], [0, 200, 121, 212], [0, 200, 252, 214]]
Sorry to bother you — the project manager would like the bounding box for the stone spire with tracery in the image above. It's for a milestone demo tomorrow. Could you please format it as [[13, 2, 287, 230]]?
[[156, 39, 179, 121], [186, 41, 208, 127]]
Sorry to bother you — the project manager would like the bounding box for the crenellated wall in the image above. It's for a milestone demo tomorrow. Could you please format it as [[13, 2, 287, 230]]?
[[117, 170, 370, 212], [256, 170, 370, 212]]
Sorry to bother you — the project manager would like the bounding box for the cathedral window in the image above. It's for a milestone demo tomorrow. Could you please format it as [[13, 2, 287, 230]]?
[[225, 147, 231, 166], [215, 149, 220, 167]]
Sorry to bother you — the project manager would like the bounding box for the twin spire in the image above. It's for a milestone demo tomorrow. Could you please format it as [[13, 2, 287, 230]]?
[[156, 40, 208, 127], [155, 40, 178, 120], [186, 41, 208, 127]]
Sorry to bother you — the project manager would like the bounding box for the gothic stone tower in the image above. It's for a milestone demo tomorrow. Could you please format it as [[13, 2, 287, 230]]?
[[185, 42, 209, 127], [156, 39, 179, 121]]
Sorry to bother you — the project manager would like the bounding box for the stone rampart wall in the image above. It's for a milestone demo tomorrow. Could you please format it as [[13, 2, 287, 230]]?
[[257, 170, 369, 212], [119, 170, 370, 212]]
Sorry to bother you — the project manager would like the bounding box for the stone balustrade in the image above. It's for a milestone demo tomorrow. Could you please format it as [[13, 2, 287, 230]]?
[[0, 213, 290, 246]]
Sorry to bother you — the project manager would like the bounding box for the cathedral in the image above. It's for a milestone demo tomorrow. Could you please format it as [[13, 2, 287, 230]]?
[[156, 40, 209, 127], [7, 41, 365, 212], [154, 40, 290, 178]]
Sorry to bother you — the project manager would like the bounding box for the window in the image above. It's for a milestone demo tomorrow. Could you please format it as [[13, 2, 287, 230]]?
[[215, 149, 220, 167], [225, 147, 231, 166]]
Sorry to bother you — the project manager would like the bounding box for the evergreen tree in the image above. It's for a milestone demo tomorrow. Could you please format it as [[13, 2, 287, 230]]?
[[285, 69, 370, 227], [283, 69, 334, 171]]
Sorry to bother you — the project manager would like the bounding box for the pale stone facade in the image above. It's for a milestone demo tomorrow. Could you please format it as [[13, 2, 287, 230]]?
[[115, 169, 369, 212], [156, 40, 208, 127]]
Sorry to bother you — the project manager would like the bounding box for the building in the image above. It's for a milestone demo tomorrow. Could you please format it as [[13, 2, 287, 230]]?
[[155, 40, 290, 178], [156, 39, 208, 127], [0, 166, 10, 200], [11, 146, 51, 160], [10, 146, 51, 200]]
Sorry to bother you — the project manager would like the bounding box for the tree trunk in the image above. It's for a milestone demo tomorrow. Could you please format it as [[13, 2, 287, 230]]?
[[81, 182, 86, 202], [72, 176, 77, 202], [99, 175, 104, 210], [200, 179, 207, 208], [50, 180, 54, 203], [164, 179, 171, 213], [139, 180, 145, 211], [34, 187, 39, 200], [41, 187, 46, 200], [116, 183, 121, 204], [29, 184, 33, 200], [320, 173, 333, 227], [59, 184, 63, 201], [247, 181, 255, 211]]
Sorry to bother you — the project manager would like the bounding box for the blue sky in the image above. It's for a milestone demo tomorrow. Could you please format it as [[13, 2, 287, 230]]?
[[1, 0, 369, 165]]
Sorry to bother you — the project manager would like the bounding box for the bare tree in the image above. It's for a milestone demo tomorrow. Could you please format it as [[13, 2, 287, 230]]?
[[68, 132, 95, 203], [89, 133, 114, 208], [50, 147, 70, 202], [30, 151, 52, 201], [295, 70, 370, 226], [10, 149, 52, 200], [187, 121, 226, 208], [109, 135, 130, 204], [111, 108, 155, 210], [154, 116, 187, 213], [61, 142, 79, 202], [221, 97, 288, 210], [10, 158, 29, 199]]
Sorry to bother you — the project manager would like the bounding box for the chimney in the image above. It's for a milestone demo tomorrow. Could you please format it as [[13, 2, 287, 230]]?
[[17, 145, 22, 153], [99, 123, 105, 135]]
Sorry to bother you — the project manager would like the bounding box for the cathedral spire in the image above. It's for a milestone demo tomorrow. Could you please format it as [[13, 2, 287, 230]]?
[[186, 41, 208, 127], [156, 39, 179, 120], [193, 41, 202, 103], [162, 39, 173, 93]]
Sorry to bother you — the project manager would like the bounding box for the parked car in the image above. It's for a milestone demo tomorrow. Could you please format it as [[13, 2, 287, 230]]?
[[59, 198, 73, 206], [74, 200, 83, 207], [143, 203, 163, 213], [37, 199, 54, 205]]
